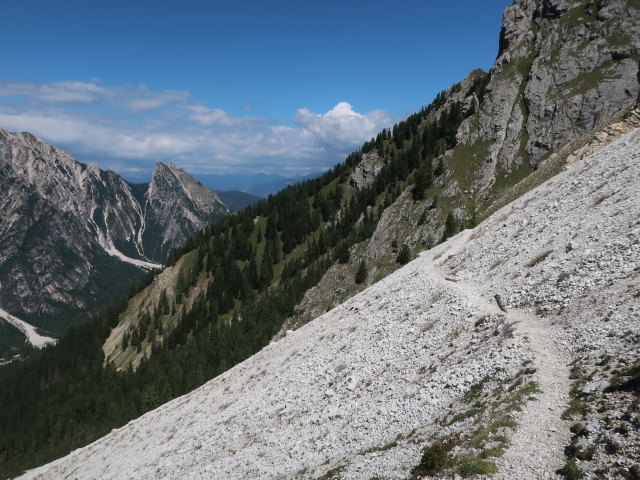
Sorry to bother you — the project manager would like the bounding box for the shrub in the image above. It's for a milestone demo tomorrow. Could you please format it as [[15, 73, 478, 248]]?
[[412, 439, 456, 476], [557, 459, 585, 480]]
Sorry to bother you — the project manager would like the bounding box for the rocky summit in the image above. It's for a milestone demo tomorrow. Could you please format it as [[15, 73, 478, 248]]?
[[0, 130, 230, 348]]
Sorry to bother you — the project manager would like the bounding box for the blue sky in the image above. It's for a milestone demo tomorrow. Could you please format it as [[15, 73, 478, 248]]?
[[0, 0, 510, 187]]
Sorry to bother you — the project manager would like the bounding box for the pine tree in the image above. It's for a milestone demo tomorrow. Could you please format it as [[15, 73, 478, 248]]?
[[336, 242, 350, 264], [159, 289, 169, 315], [355, 260, 368, 284], [413, 167, 429, 200], [442, 212, 457, 242]]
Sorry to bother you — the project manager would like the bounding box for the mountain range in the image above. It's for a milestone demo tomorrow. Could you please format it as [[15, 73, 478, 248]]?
[[17, 116, 640, 480]]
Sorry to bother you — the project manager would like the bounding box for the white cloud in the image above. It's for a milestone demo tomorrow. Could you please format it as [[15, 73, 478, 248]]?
[[0, 80, 398, 176], [295, 101, 394, 150], [126, 89, 191, 112]]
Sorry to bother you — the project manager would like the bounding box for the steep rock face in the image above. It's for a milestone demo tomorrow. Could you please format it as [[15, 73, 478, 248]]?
[[348, 152, 384, 190], [143, 162, 229, 261], [457, 0, 640, 194], [0, 130, 228, 334]]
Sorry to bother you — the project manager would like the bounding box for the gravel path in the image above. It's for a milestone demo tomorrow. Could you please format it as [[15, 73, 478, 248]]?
[[494, 309, 571, 479], [428, 230, 572, 479]]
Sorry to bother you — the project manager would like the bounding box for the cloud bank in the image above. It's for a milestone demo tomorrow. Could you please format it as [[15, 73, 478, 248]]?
[[0, 80, 398, 177]]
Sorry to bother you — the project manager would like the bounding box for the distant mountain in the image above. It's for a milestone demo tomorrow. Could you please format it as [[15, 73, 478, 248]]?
[[214, 190, 262, 211], [194, 171, 324, 197], [0, 131, 232, 351], [248, 172, 324, 197]]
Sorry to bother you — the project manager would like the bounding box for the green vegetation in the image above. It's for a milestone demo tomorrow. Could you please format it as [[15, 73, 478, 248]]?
[[359, 440, 398, 456], [316, 464, 346, 480], [557, 362, 591, 479], [411, 439, 456, 476], [412, 368, 541, 478], [395, 244, 411, 265], [526, 249, 553, 268], [447, 408, 483, 425], [411, 439, 498, 479], [606, 359, 640, 393], [557, 459, 586, 480], [441, 212, 458, 242], [560, 3, 597, 25], [560, 63, 614, 98]]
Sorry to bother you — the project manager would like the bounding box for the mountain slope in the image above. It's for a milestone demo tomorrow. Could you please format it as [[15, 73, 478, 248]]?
[[214, 190, 262, 211], [18, 125, 640, 480], [0, 132, 230, 343]]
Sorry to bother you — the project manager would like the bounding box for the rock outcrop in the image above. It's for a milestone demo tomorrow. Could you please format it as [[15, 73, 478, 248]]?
[[348, 152, 384, 190], [458, 0, 640, 191]]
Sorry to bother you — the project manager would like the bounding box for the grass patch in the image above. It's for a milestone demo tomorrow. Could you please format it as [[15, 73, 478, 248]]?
[[411, 439, 457, 477], [448, 408, 483, 425], [454, 454, 498, 477], [606, 359, 640, 392], [465, 376, 490, 399], [360, 440, 398, 456], [560, 61, 617, 98], [412, 369, 540, 478], [562, 365, 590, 420], [557, 458, 586, 480], [593, 192, 613, 206]]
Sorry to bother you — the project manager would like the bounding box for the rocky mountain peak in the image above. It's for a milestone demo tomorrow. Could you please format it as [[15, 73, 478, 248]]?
[[0, 133, 234, 342], [497, 0, 538, 59]]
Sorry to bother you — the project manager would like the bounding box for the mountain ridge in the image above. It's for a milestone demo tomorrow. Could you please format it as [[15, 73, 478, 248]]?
[[0, 130, 234, 349]]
